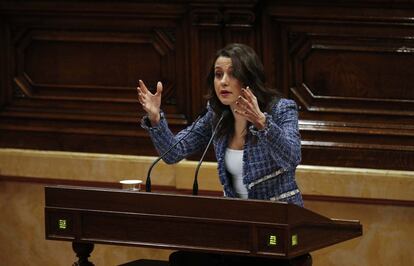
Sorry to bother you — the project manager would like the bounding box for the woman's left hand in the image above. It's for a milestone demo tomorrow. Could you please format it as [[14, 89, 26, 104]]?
[[234, 87, 266, 130]]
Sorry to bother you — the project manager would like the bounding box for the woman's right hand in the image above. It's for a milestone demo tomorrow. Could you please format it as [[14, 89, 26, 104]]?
[[137, 80, 163, 125]]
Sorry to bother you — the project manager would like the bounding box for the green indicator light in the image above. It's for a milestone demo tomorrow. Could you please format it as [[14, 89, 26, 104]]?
[[268, 235, 277, 246], [58, 219, 67, 230], [292, 234, 298, 246]]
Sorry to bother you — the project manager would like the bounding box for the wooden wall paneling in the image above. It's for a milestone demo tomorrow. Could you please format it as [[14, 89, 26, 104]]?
[[0, 16, 7, 107], [1, 1, 413, 171], [222, 9, 257, 48], [189, 6, 224, 118], [266, 2, 414, 170], [174, 10, 192, 122], [186, 6, 224, 162], [187, 1, 258, 161], [0, 2, 190, 155], [189, 2, 259, 117], [260, 7, 275, 93]]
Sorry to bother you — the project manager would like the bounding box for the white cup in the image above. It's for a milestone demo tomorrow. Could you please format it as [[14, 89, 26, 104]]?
[[119, 179, 142, 191]]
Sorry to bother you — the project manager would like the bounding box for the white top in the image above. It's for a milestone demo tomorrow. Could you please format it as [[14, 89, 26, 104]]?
[[224, 148, 248, 199]]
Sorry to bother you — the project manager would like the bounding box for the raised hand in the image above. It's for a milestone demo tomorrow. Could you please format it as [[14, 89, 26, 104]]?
[[137, 80, 163, 125], [234, 87, 266, 130]]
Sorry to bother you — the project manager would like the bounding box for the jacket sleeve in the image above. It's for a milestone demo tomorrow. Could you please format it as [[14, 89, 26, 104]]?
[[141, 108, 213, 164], [249, 98, 301, 170]]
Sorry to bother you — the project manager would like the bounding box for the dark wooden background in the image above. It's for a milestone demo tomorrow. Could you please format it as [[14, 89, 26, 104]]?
[[0, 0, 413, 171]]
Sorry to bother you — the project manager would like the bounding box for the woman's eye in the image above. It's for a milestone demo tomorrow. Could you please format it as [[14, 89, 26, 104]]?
[[215, 72, 223, 78]]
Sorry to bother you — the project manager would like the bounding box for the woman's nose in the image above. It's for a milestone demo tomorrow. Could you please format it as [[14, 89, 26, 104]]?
[[220, 74, 229, 85]]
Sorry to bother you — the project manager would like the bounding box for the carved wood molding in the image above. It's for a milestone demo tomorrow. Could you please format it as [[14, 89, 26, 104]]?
[[191, 8, 255, 27], [265, 2, 414, 170], [290, 33, 414, 116], [1, 12, 188, 139]]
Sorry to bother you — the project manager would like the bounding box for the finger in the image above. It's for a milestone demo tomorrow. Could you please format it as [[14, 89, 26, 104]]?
[[137, 92, 144, 102], [137, 88, 144, 103], [155, 81, 163, 96], [234, 108, 253, 122], [243, 87, 255, 102], [137, 87, 144, 98], [234, 108, 244, 116], [236, 95, 252, 110], [234, 107, 248, 116], [138, 95, 146, 106], [139, 80, 150, 94], [237, 95, 249, 104], [139, 96, 149, 109], [240, 105, 257, 123], [138, 89, 149, 104]]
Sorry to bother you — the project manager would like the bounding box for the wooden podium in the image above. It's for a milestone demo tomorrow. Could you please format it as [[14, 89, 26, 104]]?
[[44, 186, 362, 265]]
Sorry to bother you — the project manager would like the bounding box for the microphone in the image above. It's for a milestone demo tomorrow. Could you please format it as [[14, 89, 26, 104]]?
[[192, 109, 230, 195], [145, 108, 208, 192]]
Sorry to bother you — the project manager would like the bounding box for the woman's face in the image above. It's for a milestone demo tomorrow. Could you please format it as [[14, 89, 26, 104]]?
[[214, 56, 243, 108]]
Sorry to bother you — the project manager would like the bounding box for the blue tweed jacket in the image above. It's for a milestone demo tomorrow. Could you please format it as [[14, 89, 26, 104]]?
[[142, 98, 303, 206]]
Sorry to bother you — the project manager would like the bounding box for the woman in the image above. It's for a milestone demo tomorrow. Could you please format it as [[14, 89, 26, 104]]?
[[138, 43, 309, 265]]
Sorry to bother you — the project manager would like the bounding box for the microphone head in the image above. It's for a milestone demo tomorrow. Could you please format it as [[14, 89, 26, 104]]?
[[221, 109, 231, 118]]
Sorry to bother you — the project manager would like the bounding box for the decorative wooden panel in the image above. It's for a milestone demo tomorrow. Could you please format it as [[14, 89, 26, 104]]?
[[0, 1, 190, 154], [1, 0, 413, 170], [265, 2, 414, 170]]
